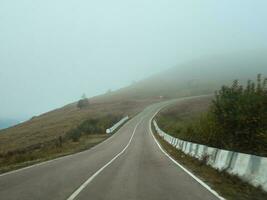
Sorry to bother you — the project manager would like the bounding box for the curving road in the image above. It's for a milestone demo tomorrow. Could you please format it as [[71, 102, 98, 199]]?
[[0, 99, 221, 200]]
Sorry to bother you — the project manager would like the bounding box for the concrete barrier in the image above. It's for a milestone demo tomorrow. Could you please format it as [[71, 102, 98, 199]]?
[[190, 143, 198, 157], [196, 144, 206, 160], [106, 116, 129, 134], [213, 149, 232, 171], [153, 120, 267, 192]]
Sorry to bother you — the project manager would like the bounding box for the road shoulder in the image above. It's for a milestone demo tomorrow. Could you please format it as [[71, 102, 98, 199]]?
[[152, 128, 267, 200]]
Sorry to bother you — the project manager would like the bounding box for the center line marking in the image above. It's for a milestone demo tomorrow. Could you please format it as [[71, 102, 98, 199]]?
[[66, 118, 143, 200]]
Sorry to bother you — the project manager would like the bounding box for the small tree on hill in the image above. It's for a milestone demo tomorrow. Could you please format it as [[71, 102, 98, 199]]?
[[77, 94, 90, 109]]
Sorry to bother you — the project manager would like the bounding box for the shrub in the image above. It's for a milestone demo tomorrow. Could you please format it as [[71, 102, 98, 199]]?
[[77, 94, 90, 109], [210, 74, 267, 151], [65, 114, 122, 142], [159, 74, 267, 155], [66, 129, 82, 142]]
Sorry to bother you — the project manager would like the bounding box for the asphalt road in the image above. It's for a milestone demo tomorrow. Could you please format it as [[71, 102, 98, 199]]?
[[0, 99, 220, 200]]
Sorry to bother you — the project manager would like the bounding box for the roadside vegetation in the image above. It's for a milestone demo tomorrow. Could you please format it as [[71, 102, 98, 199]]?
[[153, 131, 267, 200], [0, 114, 122, 174], [0, 99, 154, 153], [65, 114, 122, 142], [157, 74, 267, 156]]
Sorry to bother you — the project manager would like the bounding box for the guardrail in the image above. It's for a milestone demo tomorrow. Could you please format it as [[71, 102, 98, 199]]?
[[106, 116, 129, 134], [153, 120, 267, 192]]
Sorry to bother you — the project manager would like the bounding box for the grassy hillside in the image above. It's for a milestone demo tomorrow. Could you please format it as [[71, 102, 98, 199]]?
[[0, 99, 158, 173], [0, 99, 156, 154], [0, 50, 266, 158]]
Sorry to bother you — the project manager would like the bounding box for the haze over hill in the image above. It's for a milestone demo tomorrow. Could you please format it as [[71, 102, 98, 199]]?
[[1, 0, 267, 163], [94, 50, 267, 102], [1, 1, 267, 199], [0, 119, 21, 130], [1, 1, 267, 120], [1, 50, 266, 153]]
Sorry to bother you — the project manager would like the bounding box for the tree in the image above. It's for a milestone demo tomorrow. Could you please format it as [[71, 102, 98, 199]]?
[[77, 93, 90, 109]]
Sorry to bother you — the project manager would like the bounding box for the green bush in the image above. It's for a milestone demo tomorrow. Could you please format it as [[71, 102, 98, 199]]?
[[159, 74, 267, 155], [209, 74, 267, 152], [66, 129, 82, 142], [65, 115, 122, 142]]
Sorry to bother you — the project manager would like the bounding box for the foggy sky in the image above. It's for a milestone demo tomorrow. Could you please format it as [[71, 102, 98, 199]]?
[[1, 0, 267, 119]]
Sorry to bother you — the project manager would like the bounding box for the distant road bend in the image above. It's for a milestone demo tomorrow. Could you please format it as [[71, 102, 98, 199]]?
[[0, 97, 223, 200]]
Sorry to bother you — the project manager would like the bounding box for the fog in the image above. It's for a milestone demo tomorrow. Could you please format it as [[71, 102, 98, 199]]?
[[1, 0, 267, 119]]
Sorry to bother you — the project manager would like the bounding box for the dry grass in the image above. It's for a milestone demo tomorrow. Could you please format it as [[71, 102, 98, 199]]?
[[0, 99, 158, 154], [158, 95, 212, 119], [0, 134, 108, 174], [156, 96, 213, 139]]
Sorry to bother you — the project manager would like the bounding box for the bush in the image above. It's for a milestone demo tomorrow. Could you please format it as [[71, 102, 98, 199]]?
[[77, 94, 90, 109], [209, 74, 267, 152], [158, 74, 267, 155], [66, 129, 82, 142], [65, 115, 122, 142]]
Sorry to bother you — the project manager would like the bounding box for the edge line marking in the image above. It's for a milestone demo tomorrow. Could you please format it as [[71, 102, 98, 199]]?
[[0, 116, 133, 177], [66, 118, 143, 200], [149, 107, 225, 200]]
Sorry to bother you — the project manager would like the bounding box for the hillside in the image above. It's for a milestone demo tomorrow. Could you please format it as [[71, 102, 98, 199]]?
[[94, 50, 267, 101], [0, 99, 157, 154], [0, 50, 266, 155]]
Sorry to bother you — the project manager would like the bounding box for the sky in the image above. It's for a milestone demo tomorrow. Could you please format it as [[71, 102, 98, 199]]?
[[0, 0, 267, 119]]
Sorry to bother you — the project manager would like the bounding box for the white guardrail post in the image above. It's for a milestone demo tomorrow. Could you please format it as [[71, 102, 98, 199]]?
[[152, 120, 267, 192], [106, 116, 129, 134]]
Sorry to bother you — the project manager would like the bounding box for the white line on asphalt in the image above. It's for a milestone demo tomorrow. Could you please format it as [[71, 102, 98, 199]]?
[[0, 117, 133, 178], [149, 108, 225, 200], [0, 95, 208, 178], [66, 118, 143, 200]]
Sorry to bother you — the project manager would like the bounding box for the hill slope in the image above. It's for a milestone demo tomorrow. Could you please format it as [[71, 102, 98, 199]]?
[[0, 50, 266, 154], [94, 50, 267, 101]]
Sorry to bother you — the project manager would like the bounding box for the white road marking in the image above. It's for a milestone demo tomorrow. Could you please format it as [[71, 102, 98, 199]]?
[[149, 108, 225, 200], [0, 117, 132, 178], [0, 95, 208, 177], [66, 118, 143, 200]]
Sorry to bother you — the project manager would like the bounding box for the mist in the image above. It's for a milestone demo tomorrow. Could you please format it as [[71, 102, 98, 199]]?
[[1, 0, 267, 119]]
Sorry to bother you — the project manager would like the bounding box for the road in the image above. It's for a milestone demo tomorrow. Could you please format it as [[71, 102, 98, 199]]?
[[0, 100, 221, 200]]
